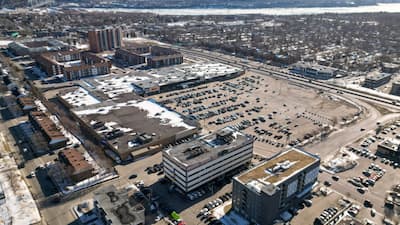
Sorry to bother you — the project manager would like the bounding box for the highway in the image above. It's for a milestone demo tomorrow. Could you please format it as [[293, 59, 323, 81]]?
[[175, 47, 400, 111]]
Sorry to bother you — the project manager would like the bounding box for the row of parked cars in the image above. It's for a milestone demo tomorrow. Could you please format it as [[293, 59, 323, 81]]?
[[197, 192, 233, 225], [187, 189, 207, 201], [349, 147, 378, 160], [190, 103, 245, 121], [314, 207, 341, 225], [145, 163, 164, 175]]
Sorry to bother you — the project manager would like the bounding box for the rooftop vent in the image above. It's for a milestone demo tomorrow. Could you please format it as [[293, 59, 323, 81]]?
[[269, 160, 297, 174]]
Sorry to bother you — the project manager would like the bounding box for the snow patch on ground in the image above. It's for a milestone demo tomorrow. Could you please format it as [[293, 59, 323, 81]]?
[[0, 156, 41, 225]]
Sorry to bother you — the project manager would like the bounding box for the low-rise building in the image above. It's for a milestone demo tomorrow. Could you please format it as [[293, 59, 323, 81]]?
[[133, 63, 244, 96], [58, 148, 95, 183], [37, 50, 111, 80], [7, 37, 69, 56], [382, 63, 400, 73], [232, 148, 320, 225], [28, 111, 68, 150], [69, 99, 200, 162], [163, 126, 254, 192], [17, 96, 37, 113], [377, 139, 400, 160], [93, 185, 145, 225], [290, 62, 339, 80], [363, 71, 392, 89]]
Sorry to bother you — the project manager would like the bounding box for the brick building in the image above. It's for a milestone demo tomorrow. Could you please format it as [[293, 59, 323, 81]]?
[[88, 27, 122, 53], [58, 148, 95, 183], [37, 50, 111, 80], [28, 111, 68, 150]]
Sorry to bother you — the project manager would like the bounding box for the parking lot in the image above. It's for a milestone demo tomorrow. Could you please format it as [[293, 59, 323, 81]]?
[[114, 151, 247, 225], [291, 183, 385, 225], [152, 72, 360, 157], [291, 190, 348, 225], [315, 119, 400, 224]]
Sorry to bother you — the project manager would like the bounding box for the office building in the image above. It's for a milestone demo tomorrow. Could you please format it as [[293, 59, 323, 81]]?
[[37, 50, 111, 80], [232, 148, 320, 225], [363, 71, 392, 89], [163, 126, 254, 193], [28, 111, 68, 150], [88, 27, 122, 53], [58, 148, 95, 183], [93, 185, 145, 225], [290, 62, 339, 80]]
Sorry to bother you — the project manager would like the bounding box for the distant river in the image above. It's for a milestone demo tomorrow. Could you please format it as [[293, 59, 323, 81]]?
[[80, 3, 400, 15]]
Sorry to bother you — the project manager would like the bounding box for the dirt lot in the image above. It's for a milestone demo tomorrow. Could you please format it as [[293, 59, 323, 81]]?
[[152, 72, 360, 158]]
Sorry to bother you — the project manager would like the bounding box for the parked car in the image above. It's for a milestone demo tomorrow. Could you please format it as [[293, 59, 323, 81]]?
[[129, 174, 138, 179]]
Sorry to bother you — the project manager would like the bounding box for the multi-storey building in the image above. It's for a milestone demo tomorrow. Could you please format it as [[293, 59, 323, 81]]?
[[163, 126, 253, 193], [58, 148, 95, 183], [115, 48, 146, 66], [232, 148, 320, 225], [363, 71, 392, 89], [88, 27, 122, 53], [390, 80, 400, 96], [37, 50, 111, 80], [147, 46, 183, 68], [290, 61, 339, 80]]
